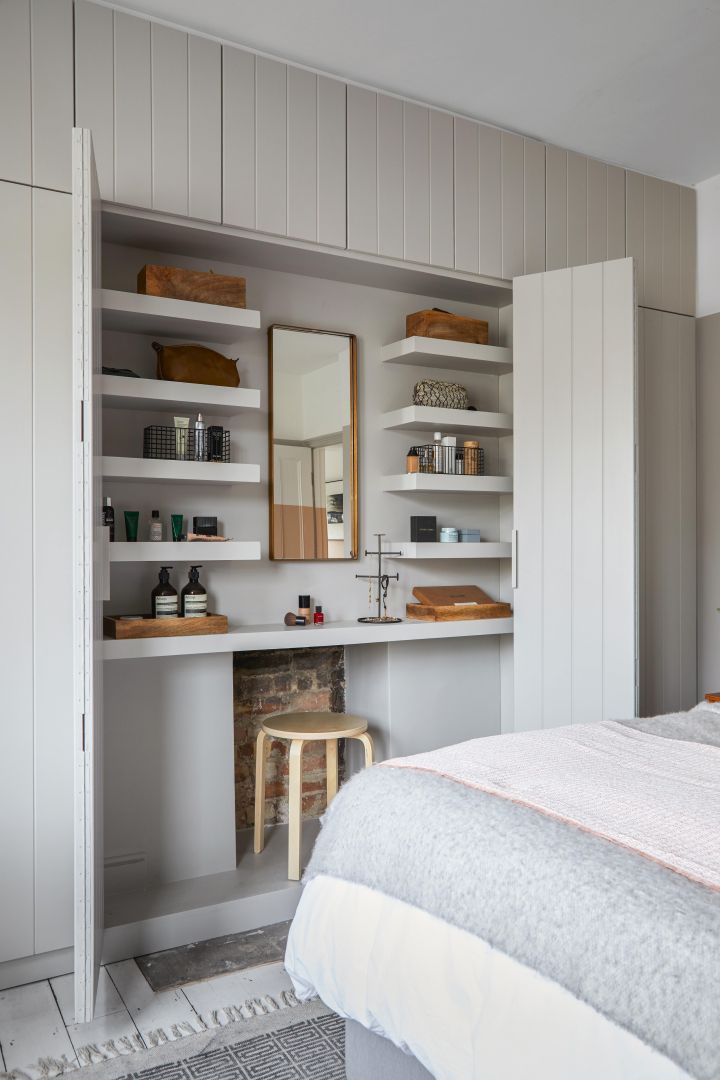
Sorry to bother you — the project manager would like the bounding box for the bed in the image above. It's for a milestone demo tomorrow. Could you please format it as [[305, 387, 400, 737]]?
[[285, 705, 720, 1080]]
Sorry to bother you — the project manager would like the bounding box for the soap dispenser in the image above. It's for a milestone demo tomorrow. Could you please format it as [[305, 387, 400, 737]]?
[[182, 565, 207, 617], [152, 566, 178, 619]]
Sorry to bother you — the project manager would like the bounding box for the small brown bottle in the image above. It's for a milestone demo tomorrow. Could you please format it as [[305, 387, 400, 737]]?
[[152, 566, 178, 619], [182, 565, 207, 617]]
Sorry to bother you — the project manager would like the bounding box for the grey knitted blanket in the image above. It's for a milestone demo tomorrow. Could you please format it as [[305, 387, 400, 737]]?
[[305, 707, 720, 1080]]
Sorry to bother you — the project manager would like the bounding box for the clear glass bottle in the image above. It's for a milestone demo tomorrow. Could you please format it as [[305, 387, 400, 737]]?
[[149, 509, 163, 541]]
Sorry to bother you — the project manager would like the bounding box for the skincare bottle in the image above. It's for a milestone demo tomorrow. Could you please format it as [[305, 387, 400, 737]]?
[[182, 565, 207, 617], [152, 566, 178, 619], [406, 446, 419, 474], [194, 413, 206, 462], [102, 496, 115, 542], [149, 510, 163, 541], [174, 416, 190, 460], [298, 595, 311, 620], [441, 434, 457, 474], [432, 431, 443, 474], [314, 605, 324, 624]]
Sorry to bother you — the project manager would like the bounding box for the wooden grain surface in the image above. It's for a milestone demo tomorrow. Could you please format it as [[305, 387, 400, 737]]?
[[137, 264, 246, 307], [406, 602, 512, 621], [104, 613, 228, 639], [406, 309, 488, 344]]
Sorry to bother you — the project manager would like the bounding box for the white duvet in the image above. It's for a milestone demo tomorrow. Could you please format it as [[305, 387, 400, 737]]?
[[286, 874, 691, 1080]]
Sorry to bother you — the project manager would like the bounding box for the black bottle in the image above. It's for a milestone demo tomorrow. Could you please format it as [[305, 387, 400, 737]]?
[[182, 565, 207, 618], [152, 566, 178, 619], [103, 496, 115, 542]]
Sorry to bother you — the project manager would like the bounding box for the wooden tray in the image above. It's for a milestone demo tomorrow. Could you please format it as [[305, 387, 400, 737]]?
[[137, 265, 246, 308], [406, 602, 512, 622], [406, 308, 488, 344], [412, 584, 492, 606], [104, 613, 229, 639]]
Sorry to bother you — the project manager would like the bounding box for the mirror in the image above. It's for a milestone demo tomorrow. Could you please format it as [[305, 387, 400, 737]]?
[[269, 325, 358, 560]]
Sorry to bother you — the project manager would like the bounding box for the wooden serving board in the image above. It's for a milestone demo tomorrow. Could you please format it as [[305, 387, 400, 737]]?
[[104, 613, 228, 639], [406, 602, 512, 622], [406, 308, 488, 344], [137, 264, 246, 308], [412, 584, 492, 606]]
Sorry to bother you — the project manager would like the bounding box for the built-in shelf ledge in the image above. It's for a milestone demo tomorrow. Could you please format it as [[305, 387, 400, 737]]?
[[109, 541, 261, 562], [381, 405, 513, 436], [102, 456, 261, 486], [385, 542, 512, 559], [381, 337, 512, 375], [383, 473, 513, 494], [100, 375, 260, 415], [103, 617, 514, 660], [101, 289, 261, 342]]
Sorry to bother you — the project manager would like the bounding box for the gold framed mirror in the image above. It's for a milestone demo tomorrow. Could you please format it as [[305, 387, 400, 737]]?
[[269, 325, 358, 560]]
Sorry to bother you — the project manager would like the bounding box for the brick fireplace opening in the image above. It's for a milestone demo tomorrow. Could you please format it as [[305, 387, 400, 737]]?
[[233, 646, 346, 831]]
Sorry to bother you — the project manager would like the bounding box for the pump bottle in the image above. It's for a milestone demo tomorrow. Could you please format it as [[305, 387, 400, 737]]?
[[182, 565, 207, 617], [152, 566, 178, 619]]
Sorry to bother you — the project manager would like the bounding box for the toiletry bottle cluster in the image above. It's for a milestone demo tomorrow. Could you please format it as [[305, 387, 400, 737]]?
[[102, 503, 222, 543], [284, 595, 324, 626], [151, 565, 208, 619], [406, 432, 484, 476]]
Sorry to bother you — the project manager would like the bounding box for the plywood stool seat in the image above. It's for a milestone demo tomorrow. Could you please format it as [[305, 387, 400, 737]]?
[[254, 711, 374, 881]]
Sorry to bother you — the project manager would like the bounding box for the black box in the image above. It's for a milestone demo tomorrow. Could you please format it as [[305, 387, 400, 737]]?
[[410, 515, 437, 542], [193, 515, 218, 536]]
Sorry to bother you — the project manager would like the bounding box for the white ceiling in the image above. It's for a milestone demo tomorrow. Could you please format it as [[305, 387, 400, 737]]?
[[112, 0, 720, 186]]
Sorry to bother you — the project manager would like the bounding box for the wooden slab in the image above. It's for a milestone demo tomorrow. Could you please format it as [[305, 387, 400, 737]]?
[[138, 264, 246, 308], [104, 613, 228, 639], [406, 308, 488, 344], [412, 584, 493, 606], [406, 602, 512, 622]]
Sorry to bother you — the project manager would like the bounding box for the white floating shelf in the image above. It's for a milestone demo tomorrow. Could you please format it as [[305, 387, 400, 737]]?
[[100, 375, 260, 415], [385, 542, 512, 559], [381, 405, 512, 436], [104, 617, 514, 660], [109, 541, 261, 562], [383, 473, 512, 494], [381, 337, 512, 375], [102, 456, 260, 486], [101, 289, 261, 342]]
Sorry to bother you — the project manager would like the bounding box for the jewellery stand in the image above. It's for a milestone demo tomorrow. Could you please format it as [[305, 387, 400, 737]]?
[[356, 533, 403, 623]]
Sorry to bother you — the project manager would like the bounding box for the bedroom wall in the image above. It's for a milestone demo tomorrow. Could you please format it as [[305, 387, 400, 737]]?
[[697, 313, 720, 698]]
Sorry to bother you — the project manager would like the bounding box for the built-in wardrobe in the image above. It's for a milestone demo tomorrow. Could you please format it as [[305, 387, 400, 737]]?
[[0, 0, 698, 1021]]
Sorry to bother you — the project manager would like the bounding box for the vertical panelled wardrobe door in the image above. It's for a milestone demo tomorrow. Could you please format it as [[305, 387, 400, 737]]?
[[347, 85, 378, 254], [287, 66, 318, 243], [0, 180, 34, 964], [642, 175, 664, 310], [222, 46, 255, 229], [429, 109, 454, 269], [606, 165, 626, 260], [523, 137, 546, 274], [256, 57, 287, 236], [188, 35, 221, 223], [500, 131, 524, 278], [377, 93, 403, 259], [478, 123, 502, 279], [0, 0, 31, 184], [31, 0, 74, 192], [317, 76, 347, 248], [679, 185, 696, 316], [74, 0, 114, 200], [566, 151, 588, 268], [453, 117, 479, 273], [152, 23, 189, 216], [403, 102, 430, 265], [114, 11, 151, 209], [545, 145, 568, 271]]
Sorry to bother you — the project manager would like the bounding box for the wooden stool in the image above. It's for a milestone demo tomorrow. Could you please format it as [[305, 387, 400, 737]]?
[[254, 712, 373, 881]]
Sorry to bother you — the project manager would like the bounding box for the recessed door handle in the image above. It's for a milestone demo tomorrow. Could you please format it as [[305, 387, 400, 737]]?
[[511, 529, 518, 589]]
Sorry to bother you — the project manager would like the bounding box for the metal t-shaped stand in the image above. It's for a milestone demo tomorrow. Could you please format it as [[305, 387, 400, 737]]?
[[356, 533, 403, 623]]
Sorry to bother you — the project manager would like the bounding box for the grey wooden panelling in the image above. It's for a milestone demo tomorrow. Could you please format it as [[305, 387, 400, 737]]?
[[638, 308, 696, 716], [0, 180, 35, 962], [523, 137, 546, 274], [501, 131, 524, 278], [566, 150, 588, 267], [113, 11, 151, 209], [626, 171, 695, 315], [513, 258, 637, 730], [478, 123, 502, 278], [0, 0, 31, 185], [188, 35, 221, 222], [255, 57, 287, 236], [547, 149, 627, 271], [317, 76, 346, 248], [454, 116, 480, 273], [75, 0, 115, 199], [545, 145, 567, 271], [151, 24, 188, 216], [222, 45, 255, 229], [347, 85, 378, 254], [377, 93, 403, 259], [403, 102, 430, 264], [287, 65, 318, 243], [429, 109, 454, 269], [697, 313, 720, 699]]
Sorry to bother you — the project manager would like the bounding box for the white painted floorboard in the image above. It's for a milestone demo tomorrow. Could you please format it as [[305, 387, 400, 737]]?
[[0, 980, 78, 1075], [181, 961, 292, 1026], [105, 959, 204, 1047], [51, 969, 144, 1063]]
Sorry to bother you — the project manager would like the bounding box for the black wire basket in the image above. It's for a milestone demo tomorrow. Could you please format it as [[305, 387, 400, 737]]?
[[415, 444, 485, 476], [143, 425, 230, 463]]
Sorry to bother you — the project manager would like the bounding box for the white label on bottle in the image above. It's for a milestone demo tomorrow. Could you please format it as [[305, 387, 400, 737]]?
[[155, 595, 178, 618], [184, 594, 207, 617]]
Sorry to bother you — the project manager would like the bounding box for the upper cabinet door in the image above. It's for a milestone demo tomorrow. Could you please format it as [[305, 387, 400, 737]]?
[[546, 147, 626, 271], [0, 0, 73, 191], [626, 171, 696, 316]]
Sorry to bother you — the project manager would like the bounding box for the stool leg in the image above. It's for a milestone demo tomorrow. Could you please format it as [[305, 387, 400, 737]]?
[[254, 729, 268, 854], [326, 739, 339, 805], [355, 732, 374, 767], [288, 739, 304, 881]]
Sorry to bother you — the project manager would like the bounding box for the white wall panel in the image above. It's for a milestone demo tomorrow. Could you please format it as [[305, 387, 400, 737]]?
[[0, 0, 31, 185], [607, 165, 626, 260], [151, 24, 188, 216], [113, 11, 151, 209], [454, 117, 479, 273], [429, 109, 454, 269], [566, 151, 588, 267], [0, 181, 34, 962], [347, 85, 378, 254], [403, 102, 430, 264], [545, 145, 567, 271], [255, 58, 287, 236], [586, 158, 607, 265], [31, 0, 73, 191], [478, 123, 502, 278], [188, 35, 221, 223], [524, 137, 546, 274], [317, 76, 346, 248], [222, 46, 255, 229], [643, 175, 663, 310], [513, 258, 637, 729], [501, 131, 524, 279], [74, 0, 114, 199], [287, 66, 318, 242], [377, 94, 403, 259]]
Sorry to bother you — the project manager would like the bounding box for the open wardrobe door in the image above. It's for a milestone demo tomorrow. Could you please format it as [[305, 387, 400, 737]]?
[[72, 128, 104, 1023], [512, 257, 638, 731]]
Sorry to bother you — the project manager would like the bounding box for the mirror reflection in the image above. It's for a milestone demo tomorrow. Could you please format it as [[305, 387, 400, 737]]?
[[269, 326, 357, 560]]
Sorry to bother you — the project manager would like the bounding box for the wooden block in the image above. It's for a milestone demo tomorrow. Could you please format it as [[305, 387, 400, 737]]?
[[406, 602, 512, 621], [104, 613, 228, 639], [137, 264, 246, 308], [406, 308, 488, 344], [705, 693, 720, 703], [412, 584, 493, 606]]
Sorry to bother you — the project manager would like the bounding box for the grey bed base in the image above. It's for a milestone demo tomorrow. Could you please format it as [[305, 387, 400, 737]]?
[[345, 1019, 433, 1080]]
